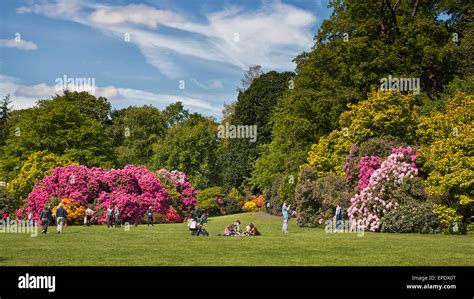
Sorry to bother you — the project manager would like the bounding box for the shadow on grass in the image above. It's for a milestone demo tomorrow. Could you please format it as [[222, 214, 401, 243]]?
[[0, 256, 10, 265]]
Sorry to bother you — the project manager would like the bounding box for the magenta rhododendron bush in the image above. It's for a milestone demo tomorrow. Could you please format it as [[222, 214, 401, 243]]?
[[25, 165, 105, 219], [157, 169, 197, 208], [347, 146, 419, 231], [357, 156, 382, 191], [20, 165, 197, 224]]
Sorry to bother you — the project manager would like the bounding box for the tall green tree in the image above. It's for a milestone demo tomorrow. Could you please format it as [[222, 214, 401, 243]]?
[[162, 102, 190, 128], [219, 71, 294, 190], [109, 105, 166, 167], [152, 114, 220, 189], [252, 0, 468, 202], [237, 65, 264, 92], [0, 94, 12, 145], [7, 151, 76, 204], [0, 91, 114, 181]]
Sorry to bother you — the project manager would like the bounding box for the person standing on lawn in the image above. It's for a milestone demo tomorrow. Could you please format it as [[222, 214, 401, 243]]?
[[147, 206, 153, 226], [40, 206, 52, 234], [281, 201, 290, 234], [335, 205, 342, 230], [28, 212, 33, 226], [107, 206, 114, 228], [114, 206, 121, 228], [56, 203, 67, 234], [85, 206, 94, 226], [198, 212, 208, 226]]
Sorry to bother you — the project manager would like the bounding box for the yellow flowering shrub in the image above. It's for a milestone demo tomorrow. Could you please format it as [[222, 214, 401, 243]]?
[[243, 201, 257, 212], [417, 92, 473, 231], [52, 198, 86, 224], [304, 90, 419, 177], [433, 205, 465, 234], [7, 151, 77, 204]]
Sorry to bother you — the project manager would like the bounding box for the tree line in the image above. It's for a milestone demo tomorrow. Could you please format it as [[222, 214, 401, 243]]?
[[0, 1, 472, 229]]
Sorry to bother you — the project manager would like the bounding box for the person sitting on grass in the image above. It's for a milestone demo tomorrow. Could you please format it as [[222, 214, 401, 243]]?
[[224, 225, 235, 236], [233, 220, 241, 234], [244, 223, 260, 236]]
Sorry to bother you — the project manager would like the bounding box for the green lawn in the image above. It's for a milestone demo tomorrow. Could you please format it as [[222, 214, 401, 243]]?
[[1, 212, 473, 266]]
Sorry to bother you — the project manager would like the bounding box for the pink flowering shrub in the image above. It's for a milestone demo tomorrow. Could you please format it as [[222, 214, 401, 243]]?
[[347, 146, 418, 231], [343, 137, 403, 190], [165, 206, 182, 223], [156, 169, 197, 209], [22, 165, 177, 224], [26, 165, 105, 220], [357, 156, 382, 191], [15, 208, 24, 220]]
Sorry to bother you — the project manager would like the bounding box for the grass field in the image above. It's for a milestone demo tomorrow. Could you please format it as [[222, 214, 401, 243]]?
[[1, 212, 473, 266]]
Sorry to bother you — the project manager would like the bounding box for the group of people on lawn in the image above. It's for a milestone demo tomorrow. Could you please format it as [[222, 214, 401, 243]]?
[[39, 203, 67, 234], [223, 220, 260, 236], [36, 200, 300, 236], [39, 204, 97, 234]]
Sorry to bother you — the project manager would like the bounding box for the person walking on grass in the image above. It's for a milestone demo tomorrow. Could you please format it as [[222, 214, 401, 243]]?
[[281, 201, 290, 234], [335, 205, 342, 231], [85, 206, 94, 226], [147, 206, 153, 226], [28, 212, 33, 226], [56, 203, 67, 234], [107, 206, 114, 228], [115, 206, 121, 228], [40, 206, 52, 234]]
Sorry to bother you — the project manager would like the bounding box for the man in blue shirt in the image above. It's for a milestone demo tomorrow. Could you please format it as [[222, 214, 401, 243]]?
[[282, 201, 290, 234], [56, 203, 67, 234]]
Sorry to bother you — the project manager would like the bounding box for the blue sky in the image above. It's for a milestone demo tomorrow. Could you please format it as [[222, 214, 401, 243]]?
[[0, 0, 332, 118]]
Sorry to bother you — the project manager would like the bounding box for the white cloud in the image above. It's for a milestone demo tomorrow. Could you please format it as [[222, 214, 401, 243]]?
[[17, 0, 82, 19], [0, 75, 222, 115], [88, 4, 183, 29], [17, 0, 317, 77], [115, 88, 222, 113], [0, 38, 37, 50], [190, 78, 223, 90]]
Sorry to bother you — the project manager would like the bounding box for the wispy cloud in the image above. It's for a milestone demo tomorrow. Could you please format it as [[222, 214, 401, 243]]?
[[0, 75, 222, 115], [17, 0, 317, 78], [88, 4, 183, 29], [190, 78, 223, 90], [0, 38, 37, 50]]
